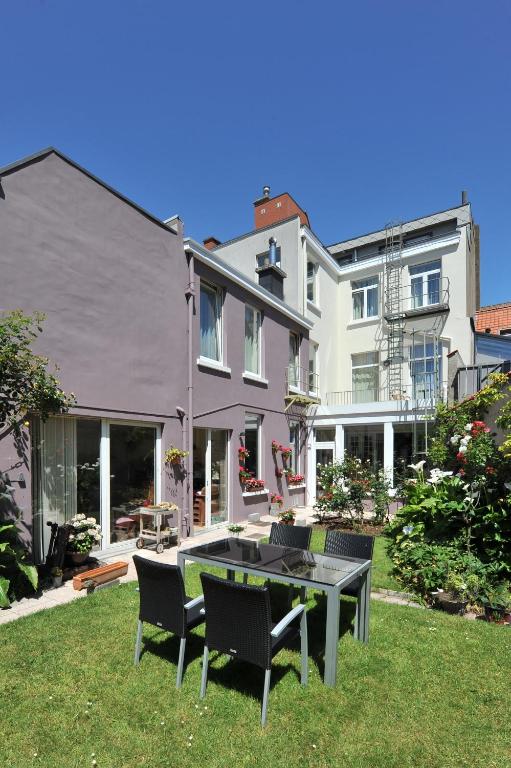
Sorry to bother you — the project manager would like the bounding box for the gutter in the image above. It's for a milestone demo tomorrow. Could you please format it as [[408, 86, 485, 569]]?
[[185, 251, 196, 539]]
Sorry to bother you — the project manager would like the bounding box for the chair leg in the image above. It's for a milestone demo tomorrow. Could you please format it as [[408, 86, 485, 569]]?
[[299, 586, 307, 603], [261, 668, 271, 727], [300, 610, 308, 686], [243, 573, 248, 585], [200, 646, 209, 699], [134, 620, 143, 665], [176, 636, 187, 689]]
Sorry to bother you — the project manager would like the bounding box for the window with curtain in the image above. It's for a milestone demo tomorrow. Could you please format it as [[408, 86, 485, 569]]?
[[410, 335, 440, 398], [244, 305, 261, 375], [409, 260, 441, 309], [308, 342, 318, 395], [289, 332, 300, 387], [244, 413, 261, 477], [351, 276, 379, 320], [200, 282, 222, 361], [289, 421, 300, 473], [352, 352, 379, 403]]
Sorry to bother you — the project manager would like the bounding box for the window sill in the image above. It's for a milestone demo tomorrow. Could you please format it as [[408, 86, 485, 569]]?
[[307, 300, 321, 317], [242, 488, 270, 498], [287, 483, 306, 490], [347, 317, 380, 328], [243, 372, 269, 386], [197, 357, 232, 375]]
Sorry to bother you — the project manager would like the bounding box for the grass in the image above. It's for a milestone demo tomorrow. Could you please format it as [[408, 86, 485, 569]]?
[[1, 562, 510, 768]]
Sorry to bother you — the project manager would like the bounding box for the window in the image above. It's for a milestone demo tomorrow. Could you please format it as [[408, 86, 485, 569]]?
[[289, 421, 300, 473], [256, 247, 281, 269], [410, 335, 441, 398], [409, 260, 441, 309], [500, 328, 511, 336], [351, 276, 378, 320], [352, 352, 379, 403], [288, 332, 300, 388], [244, 305, 262, 375], [200, 282, 222, 362], [315, 427, 335, 442], [244, 413, 261, 478], [308, 342, 319, 396], [307, 261, 317, 303]]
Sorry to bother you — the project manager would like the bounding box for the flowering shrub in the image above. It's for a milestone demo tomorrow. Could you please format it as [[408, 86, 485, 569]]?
[[270, 493, 284, 507], [244, 478, 265, 492], [67, 514, 102, 553], [278, 508, 296, 523], [314, 456, 376, 527], [286, 473, 304, 485]]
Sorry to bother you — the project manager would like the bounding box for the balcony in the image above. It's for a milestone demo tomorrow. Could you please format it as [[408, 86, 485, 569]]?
[[286, 365, 320, 402], [325, 381, 448, 408], [452, 361, 511, 401], [384, 276, 450, 322]]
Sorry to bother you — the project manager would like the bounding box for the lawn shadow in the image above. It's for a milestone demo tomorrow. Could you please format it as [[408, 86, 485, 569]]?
[[141, 629, 205, 679], [206, 647, 301, 704], [306, 593, 356, 679]]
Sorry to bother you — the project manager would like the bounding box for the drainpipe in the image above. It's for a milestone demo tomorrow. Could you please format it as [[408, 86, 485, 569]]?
[[185, 249, 196, 539]]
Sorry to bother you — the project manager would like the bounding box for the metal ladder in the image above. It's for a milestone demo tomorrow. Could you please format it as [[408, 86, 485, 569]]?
[[384, 224, 405, 398]]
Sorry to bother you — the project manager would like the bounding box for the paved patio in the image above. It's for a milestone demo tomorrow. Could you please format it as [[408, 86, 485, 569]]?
[[0, 508, 316, 625]]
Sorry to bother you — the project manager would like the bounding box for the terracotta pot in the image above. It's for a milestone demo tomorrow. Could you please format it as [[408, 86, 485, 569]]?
[[66, 551, 90, 566], [279, 519, 295, 526]]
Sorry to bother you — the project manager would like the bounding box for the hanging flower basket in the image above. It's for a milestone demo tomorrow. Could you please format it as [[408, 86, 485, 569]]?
[[164, 446, 189, 465], [287, 473, 305, 486], [238, 446, 250, 461], [244, 478, 265, 492]]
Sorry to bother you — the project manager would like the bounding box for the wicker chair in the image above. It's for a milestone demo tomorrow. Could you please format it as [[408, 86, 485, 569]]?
[[243, 523, 312, 586], [133, 555, 205, 688], [199, 572, 308, 726], [323, 531, 374, 597]]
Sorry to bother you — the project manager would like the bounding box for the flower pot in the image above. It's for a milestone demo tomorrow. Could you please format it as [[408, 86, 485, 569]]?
[[66, 551, 90, 566], [52, 576, 63, 588], [484, 605, 511, 624], [279, 519, 295, 526]]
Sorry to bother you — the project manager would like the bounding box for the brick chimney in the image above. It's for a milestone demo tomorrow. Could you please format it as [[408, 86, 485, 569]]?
[[253, 186, 310, 230], [203, 236, 221, 250]]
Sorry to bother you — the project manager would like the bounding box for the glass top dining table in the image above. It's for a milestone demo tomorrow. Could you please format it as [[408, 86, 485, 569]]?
[[177, 537, 372, 687]]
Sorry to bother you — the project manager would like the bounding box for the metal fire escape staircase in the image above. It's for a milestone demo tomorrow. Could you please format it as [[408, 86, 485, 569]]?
[[383, 224, 405, 399]]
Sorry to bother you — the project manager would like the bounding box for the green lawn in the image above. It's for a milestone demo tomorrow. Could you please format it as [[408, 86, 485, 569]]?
[[1, 564, 509, 768]]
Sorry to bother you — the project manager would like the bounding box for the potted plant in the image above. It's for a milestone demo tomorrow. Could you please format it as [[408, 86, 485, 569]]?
[[480, 583, 511, 623], [434, 572, 470, 615], [280, 446, 293, 461], [278, 508, 296, 526], [239, 466, 252, 483], [244, 478, 265, 492], [238, 446, 250, 461], [271, 440, 282, 454], [51, 567, 63, 588], [270, 493, 284, 515], [66, 514, 102, 565], [287, 473, 305, 486], [227, 524, 245, 538], [164, 446, 189, 466]]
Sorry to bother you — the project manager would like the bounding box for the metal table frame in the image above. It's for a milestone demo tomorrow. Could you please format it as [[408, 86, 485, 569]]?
[[177, 541, 371, 687]]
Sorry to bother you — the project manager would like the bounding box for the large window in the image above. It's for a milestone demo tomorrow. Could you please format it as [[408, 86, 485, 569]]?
[[289, 332, 300, 388], [200, 282, 222, 362], [289, 421, 300, 473], [410, 260, 441, 309], [244, 413, 261, 478], [351, 276, 379, 320], [307, 261, 317, 303], [410, 335, 441, 398], [244, 305, 262, 375], [352, 352, 379, 403], [344, 426, 384, 472], [309, 341, 319, 396]]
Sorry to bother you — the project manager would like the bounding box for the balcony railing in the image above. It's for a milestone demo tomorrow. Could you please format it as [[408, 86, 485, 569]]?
[[325, 381, 448, 407], [384, 276, 450, 320], [286, 365, 320, 399], [453, 361, 511, 401]]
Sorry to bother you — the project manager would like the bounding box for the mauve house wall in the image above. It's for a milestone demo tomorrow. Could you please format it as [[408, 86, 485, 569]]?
[[0, 151, 188, 549], [193, 260, 309, 523]]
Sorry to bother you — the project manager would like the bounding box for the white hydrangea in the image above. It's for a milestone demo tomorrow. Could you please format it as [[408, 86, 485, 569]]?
[[458, 444, 468, 454], [464, 423, 473, 432], [450, 435, 461, 445]]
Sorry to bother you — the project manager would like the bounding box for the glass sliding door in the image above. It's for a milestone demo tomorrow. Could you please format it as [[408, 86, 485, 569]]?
[[109, 424, 156, 545], [192, 427, 229, 530]]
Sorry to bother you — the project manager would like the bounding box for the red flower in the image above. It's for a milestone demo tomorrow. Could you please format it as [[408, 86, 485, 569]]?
[[486, 466, 496, 475], [458, 468, 466, 476], [456, 452, 466, 462]]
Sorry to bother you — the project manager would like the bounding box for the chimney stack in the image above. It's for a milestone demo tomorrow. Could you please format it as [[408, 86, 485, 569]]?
[[461, 190, 468, 205], [203, 236, 221, 251], [263, 185, 270, 199]]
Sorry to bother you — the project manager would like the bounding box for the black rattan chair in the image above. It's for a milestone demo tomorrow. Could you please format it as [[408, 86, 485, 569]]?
[[133, 555, 205, 688], [323, 531, 374, 597], [242, 523, 312, 586], [199, 572, 308, 726]]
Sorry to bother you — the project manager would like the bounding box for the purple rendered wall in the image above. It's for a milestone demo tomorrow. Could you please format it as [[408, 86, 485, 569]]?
[[0, 152, 188, 547], [192, 260, 309, 525]]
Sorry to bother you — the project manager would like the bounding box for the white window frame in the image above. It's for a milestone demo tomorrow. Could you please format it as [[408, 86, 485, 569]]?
[[244, 304, 262, 376], [409, 260, 441, 309], [289, 332, 300, 390], [351, 275, 379, 320], [244, 412, 262, 478], [308, 341, 319, 396], [410, 335, 441, 399], [306, 260, 318, 305], [199, 281, 223, 364], [351, 352, 379, 403], [289, 420, 300, 474]]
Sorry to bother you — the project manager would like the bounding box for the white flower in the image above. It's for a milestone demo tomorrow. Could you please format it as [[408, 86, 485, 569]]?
[[77, 532, 86, 540], [427, 469, 453, 484], [460, 435, 471, 446], [458, 445, 468, 454], [465, 423, 473, 432], [408, 460, 426, 473], [450, 435, 461, 445], [402, 525, 414, 535]]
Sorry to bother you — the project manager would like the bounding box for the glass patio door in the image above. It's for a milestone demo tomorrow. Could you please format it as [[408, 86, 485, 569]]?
[[193, 428, 229, 529]]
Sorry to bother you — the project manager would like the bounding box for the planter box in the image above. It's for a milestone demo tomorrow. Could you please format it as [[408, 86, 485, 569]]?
[[73, 561, 129, 591], [242, 488, 269, 498], [287, 483, 306, 490]]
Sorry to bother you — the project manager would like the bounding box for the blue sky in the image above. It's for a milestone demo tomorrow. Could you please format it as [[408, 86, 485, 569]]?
[[2, 1, 510, 304]]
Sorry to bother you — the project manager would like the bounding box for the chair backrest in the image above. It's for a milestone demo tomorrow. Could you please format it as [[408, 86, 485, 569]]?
[[133, 555, 187, 637], [324, 530, 374, 561], [200, 572, 273, 670], [269, 522, 312, 550]]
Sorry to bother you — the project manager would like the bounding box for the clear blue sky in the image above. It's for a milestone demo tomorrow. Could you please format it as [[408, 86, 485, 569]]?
[[2, 1, 510, 305]]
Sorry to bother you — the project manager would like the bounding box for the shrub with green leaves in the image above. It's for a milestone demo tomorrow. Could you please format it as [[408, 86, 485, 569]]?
[[0, 522, 38, 607]]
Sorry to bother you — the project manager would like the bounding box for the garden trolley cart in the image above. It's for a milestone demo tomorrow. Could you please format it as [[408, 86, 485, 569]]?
[[134, 505, 178, 553]]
